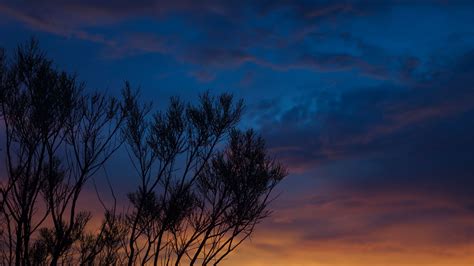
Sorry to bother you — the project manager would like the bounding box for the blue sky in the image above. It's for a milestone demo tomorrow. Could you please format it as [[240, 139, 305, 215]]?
[[1, 1, 474, 264]]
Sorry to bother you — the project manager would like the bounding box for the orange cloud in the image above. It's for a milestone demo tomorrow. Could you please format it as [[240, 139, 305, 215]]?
[[222, 190, 474, 265]]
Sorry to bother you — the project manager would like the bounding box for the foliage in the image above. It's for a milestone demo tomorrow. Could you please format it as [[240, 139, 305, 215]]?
[[0, 39, 286, 265]]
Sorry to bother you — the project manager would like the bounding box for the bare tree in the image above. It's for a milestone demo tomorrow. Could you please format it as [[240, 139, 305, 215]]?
[[38, 87, 126, 265], [0, 40, 127, 265], [0, 40, 78, 265], [120, 89, 287, 265], [120, 88, 245, 265], [0, 40, 287, 265]]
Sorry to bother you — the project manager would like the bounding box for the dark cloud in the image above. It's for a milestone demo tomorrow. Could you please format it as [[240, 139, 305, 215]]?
[[188, 69, 215, 82], [2, 1, 474, 264], [257, 47, 474, 198], [261, 188, 474, 257], [0, 0, 429, 80]]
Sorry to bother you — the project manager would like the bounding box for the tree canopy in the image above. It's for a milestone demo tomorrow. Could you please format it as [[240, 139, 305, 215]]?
[[0, 39, 286, 265]]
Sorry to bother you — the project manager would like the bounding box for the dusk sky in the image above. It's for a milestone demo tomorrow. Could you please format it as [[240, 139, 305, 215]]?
[[1, 1, 474, 265]]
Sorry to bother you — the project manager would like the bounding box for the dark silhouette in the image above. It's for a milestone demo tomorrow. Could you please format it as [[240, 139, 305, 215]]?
[[0, 40, 286, 265], [0, 39, 127, 266], [120, 87, 286, 265]]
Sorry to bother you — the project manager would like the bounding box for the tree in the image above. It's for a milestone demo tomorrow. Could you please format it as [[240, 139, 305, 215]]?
[[0, 40, 127, 265], [0, 40, 287, 265], [120, 89, 286, 265]]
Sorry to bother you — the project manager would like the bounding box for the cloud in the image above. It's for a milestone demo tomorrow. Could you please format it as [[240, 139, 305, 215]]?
[[188, 69, 215, 82], [0, 0, 426, 81], [222, 187, 474, 265], [2, 3, 474, 264], [280, 187, 474, 247], [256, 47, 474, 187], [0, 4, 116, 45]]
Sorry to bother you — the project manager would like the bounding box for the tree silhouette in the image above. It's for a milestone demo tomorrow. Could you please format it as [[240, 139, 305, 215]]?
[[0, 39, 127, 265], [120, 88, 286, 265], [0, 40, 286, 265]]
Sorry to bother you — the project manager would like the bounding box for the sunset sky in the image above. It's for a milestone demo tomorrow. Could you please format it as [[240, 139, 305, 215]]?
[[1, 1, 474, 265]]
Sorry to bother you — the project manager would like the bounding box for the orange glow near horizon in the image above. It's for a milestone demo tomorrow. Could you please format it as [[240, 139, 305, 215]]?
[[225, 242, 474, 266], [2, 1, 474, 263], [73, 186, 474, 265]]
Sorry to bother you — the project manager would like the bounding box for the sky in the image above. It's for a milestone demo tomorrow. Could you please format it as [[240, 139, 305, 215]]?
[[1, 0, 474, 265]]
